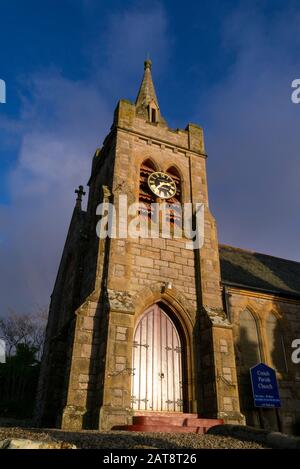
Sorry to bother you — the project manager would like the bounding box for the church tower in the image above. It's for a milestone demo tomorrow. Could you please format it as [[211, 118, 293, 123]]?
[[36, 60, 245, 430]]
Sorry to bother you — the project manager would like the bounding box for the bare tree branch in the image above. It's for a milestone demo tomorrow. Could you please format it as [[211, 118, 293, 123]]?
[[0, 308, 48, 359]]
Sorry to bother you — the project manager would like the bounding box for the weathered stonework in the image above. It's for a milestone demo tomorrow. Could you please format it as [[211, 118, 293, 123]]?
[[35, 60, 300, 434], [227, 287, 300, 432]]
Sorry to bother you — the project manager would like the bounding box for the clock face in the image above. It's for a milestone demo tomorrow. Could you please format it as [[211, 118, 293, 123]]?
[[148, 172, 177, 199]]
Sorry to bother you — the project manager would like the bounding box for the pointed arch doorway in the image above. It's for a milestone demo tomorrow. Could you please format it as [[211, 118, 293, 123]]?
[[131, 304, 184, 412]]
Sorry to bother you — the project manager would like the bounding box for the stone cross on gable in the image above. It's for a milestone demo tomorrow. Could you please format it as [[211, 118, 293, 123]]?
[[75, 185, 86, 209]]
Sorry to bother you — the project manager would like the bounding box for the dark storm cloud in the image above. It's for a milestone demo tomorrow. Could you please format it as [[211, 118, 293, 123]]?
[[1, 2, 300, 317], [202, 4, 300, 260], [0, 6, 170, 314]]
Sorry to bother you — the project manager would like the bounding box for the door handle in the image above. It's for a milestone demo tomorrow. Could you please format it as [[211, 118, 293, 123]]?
[[159, 372, 165, 379]]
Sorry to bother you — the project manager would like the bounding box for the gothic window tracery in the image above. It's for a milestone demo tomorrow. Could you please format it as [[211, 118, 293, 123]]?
[[165, 166, 182, 227], [139, 159, 157, 217]]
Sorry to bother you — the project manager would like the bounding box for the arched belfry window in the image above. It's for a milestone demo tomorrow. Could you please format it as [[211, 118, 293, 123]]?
[[266, 314, 287, 373], [166, 166, 182, 226], [139, 159, 157, 217], [238, 309, 261, 369]]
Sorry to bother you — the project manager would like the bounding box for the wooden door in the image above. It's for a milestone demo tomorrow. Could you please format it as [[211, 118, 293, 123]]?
[[131, 304, 183, 412]]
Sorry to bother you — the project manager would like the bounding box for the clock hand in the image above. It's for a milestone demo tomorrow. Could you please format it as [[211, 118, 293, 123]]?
[[158, 184, 170, 194]]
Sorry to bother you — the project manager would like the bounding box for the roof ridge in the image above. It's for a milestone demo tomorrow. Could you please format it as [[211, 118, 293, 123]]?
[[219, 243, 300, 266]]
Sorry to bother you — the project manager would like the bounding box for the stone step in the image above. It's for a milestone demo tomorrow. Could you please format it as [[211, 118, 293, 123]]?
[[133, 415, 223, 428], [112, 414, 223, 434], [113, 424, 206, 434]]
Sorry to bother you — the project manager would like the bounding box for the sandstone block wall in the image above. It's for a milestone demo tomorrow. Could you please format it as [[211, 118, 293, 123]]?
[[229, 287, 300, 433]]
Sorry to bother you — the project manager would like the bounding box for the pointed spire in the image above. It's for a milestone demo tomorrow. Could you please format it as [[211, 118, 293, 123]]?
[[135, 59, 166, 124], [136, 59, 159, 109]]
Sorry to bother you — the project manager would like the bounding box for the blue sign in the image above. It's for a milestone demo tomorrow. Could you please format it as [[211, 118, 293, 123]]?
[[250, 363, 281, 408]]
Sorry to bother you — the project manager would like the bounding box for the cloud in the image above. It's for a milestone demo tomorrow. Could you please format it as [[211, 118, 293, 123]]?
[[5, 1, 300, 318], [201, 4, 300, 260], [0, 72, 110, 313], [91, 4, 170, 100], [0, 4, 170, 314]]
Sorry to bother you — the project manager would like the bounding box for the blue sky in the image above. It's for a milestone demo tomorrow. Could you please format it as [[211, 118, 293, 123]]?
[[1, 0, 300, 313]]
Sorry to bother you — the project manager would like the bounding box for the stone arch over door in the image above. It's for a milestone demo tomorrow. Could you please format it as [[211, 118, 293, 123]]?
[[131, 303, 186, 412]]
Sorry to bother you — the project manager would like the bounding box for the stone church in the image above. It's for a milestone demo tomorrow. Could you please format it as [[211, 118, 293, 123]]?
[[36, 60, 300, 433]]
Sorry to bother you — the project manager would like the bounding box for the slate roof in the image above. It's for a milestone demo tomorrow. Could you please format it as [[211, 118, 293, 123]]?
[[219, 244, 300, 297]]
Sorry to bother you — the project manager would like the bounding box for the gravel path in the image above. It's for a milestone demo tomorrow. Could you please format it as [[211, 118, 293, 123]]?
[[0, 427, 269, 449]]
